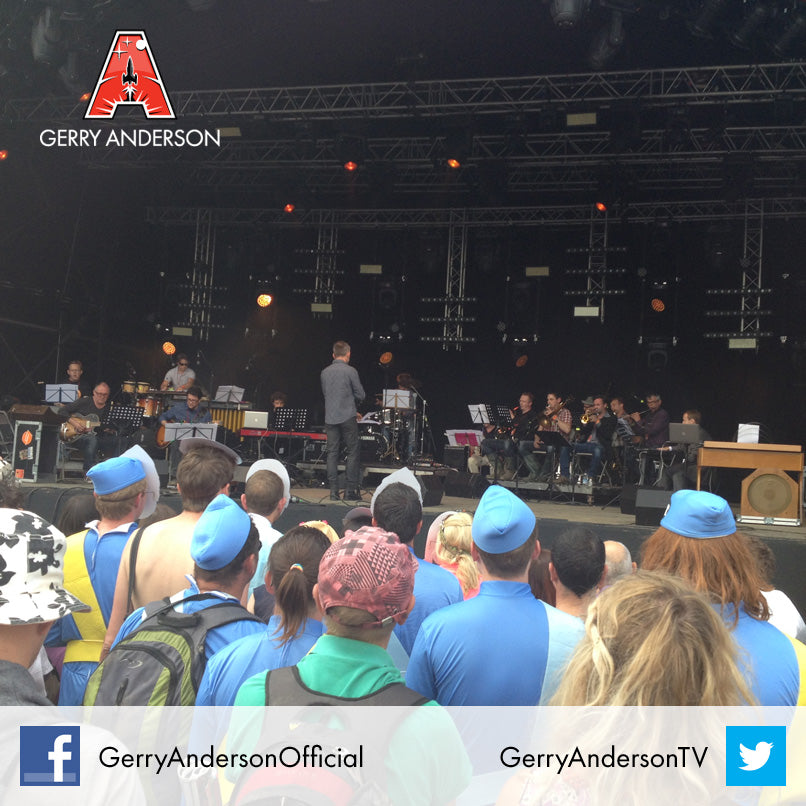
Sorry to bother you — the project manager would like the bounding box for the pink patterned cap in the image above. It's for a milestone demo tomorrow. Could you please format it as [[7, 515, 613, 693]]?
[[317, 526, 417, 628]]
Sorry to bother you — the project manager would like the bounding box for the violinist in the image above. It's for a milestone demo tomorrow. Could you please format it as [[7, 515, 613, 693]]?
[[533, 391, 573, 483], [479, 392, 539, 480]]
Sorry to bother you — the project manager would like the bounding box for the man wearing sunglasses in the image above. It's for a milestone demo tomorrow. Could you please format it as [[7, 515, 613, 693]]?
[[160, 353, 196, 392]]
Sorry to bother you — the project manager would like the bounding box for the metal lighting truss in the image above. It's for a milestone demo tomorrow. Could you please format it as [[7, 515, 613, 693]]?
[[7, 62, 805, 122], [563, 210, 628, 322], [146, 198, 806, 229], [704, 200, 772, 345], [420, 219, 477, 350], [175, 209, 227, 342]]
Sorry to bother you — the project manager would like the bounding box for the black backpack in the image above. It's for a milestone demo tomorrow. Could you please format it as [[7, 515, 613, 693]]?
[[229, 665, 429, 806], [83, 591, 261, 706]]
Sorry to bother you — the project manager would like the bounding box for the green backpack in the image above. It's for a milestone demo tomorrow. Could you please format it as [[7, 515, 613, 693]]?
[[83, 591, 260, 706]]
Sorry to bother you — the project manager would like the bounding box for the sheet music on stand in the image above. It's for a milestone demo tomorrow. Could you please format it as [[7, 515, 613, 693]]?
[[45, 384, 78, 404], [273, 408, 308, 431], [163, 422, 219, 444], [467, 404, 491, 426], [383, 389, 414, 410], [214, 385, 245, 404], [105, 403, 144, 430]]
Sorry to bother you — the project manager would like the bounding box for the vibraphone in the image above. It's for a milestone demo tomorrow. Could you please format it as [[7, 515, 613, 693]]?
[[209, 401, 252, 433]]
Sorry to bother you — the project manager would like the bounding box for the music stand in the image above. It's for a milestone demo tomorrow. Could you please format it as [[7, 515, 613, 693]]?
[[45, 384, 78, 404], [467, 404, 490, 426], [165, 423, 219, 443], [103, 403, 144, 456], [274, 408, 307, 431], [214, 385, 245, 404], [383, 389, 414, 410], [493, 405, 513, 430]]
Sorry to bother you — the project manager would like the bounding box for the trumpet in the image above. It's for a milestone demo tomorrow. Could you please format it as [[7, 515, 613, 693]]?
[[580, 411, 598, 425]]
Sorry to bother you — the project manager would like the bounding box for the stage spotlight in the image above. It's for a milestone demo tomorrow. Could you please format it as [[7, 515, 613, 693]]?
[[595, 201, 608, 212], [446, 157, 461, 169], [772, 11, 806, 58], [688, 0, 730, 39], [550, 0, 590, 28], [729, 3, 769, 49], [588, 11, 625, 69], [379, 351, 394, 366], [31, 6, 62, 65], [162, 341, 176, 355], [283, 202, 296, 213], [0, 150, 8, 161], [650, 298, 666, 313], [344, 160, 358, 172], [256, 293, 273, 308]]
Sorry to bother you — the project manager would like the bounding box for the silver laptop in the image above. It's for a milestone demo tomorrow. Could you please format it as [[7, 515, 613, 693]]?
[[243, 411, 269, 429], [669, 423, 700, 444]]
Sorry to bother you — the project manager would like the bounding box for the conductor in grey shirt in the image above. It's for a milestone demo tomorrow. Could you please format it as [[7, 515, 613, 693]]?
[[321, 340, 365, 501]]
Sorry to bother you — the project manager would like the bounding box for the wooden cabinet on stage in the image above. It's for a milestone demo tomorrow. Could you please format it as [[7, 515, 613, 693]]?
[[697, 441, 804, 526]]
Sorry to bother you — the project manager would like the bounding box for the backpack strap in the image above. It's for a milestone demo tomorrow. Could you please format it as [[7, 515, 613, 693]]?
[[126, 526, 146, 615], [265, 665, 428, 707]]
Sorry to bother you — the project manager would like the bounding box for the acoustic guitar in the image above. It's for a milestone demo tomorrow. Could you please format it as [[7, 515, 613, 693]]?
[[59, 414, 101, 443]]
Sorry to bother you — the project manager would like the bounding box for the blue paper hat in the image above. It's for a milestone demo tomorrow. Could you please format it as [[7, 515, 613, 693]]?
[[86, 456, 145, 495], [191, 494, 253, 570], [660, 489, 736, 539], [471, 485, 536, 554]]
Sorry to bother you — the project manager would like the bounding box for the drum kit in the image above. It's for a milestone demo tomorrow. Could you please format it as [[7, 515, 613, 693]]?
[[121, 381, 184, 422], [358, 405, 409, 462]]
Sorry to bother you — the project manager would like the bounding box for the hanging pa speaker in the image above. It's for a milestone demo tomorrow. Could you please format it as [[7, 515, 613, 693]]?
[[740, 468, 799, 523]]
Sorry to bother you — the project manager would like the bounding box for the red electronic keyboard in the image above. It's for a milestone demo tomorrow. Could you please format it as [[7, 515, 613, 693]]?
[[240, 429, 326, 441]]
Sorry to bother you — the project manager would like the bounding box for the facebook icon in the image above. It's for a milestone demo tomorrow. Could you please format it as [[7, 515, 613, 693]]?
[[20, 725, 81, 786]]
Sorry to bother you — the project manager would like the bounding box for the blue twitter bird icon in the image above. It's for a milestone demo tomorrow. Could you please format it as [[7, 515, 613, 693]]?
[[727, 726, 786, 786]]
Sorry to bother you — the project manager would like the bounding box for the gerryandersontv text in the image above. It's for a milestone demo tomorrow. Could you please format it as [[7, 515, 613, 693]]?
[[500, 745, 708, 773], [99, 745, 363, 774], [40, 129, 221, 148]]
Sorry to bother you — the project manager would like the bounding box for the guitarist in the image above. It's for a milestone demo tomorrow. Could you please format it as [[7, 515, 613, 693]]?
[[61, 382, 113, 472], [157, 386, 211, 474]]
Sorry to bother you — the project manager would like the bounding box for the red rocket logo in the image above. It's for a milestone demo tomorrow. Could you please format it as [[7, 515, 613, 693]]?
[[84, 31, 174, 119]]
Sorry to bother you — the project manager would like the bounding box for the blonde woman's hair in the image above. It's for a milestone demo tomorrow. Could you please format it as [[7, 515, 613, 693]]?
[[300, 520, 340, 544], [434, 512, 478, 595], [551, 570, 755, 706]]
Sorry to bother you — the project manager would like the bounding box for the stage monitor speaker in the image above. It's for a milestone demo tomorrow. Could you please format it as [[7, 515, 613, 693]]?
[[635, 487, 673, 526], [741, 468, 799, 522], [620, 483, 638, 515], [443, 471, 488, 499], [418, 474, 444, 507], [443, 446, 468, 471]]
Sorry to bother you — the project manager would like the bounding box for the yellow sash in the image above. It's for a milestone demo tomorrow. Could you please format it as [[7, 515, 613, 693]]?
[[63, 529, 106, 664]]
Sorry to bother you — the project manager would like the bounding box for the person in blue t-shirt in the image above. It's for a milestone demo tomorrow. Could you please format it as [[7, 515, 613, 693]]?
[[407, 485, 584, 706], [370, 468, 463, 656], [641, 489, 806, 706], [111, 494, 265, 666], [196, 525, 330, 707]]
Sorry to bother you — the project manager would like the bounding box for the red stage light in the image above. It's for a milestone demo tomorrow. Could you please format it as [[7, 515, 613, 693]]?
[[446, 158, 461, 169], [595, 201, 607, 212], [283, 203, 295, 213], [344, 160, 358, 172], [0, 150, 8, 161]]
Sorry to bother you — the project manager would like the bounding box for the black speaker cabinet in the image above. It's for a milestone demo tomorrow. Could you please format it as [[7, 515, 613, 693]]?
[[620, 483, 638, 515], [443, 471, 489, 499], [418, 474, 445, 507], [635, 487, 673, 526], [443, 445, 468, 471]]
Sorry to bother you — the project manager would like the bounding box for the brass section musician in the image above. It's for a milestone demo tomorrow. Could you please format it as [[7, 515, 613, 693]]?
[[479, 393, 539, 480], [533, 391, 573, 482]]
